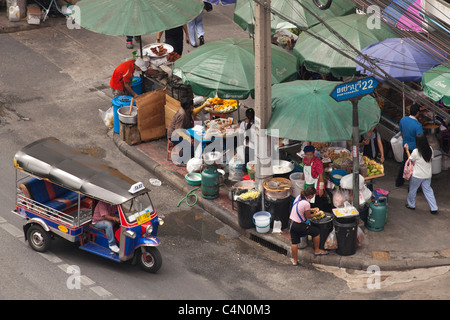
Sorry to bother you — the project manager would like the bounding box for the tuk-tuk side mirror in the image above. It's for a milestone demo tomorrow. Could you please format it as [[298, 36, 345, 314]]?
[[123, 230, 136, 239]]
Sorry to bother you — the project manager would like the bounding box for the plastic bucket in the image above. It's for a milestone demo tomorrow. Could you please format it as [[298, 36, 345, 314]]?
[[131, 76, 143, 95], [253, 211, 271, 233], [289, 172, 303, 197]]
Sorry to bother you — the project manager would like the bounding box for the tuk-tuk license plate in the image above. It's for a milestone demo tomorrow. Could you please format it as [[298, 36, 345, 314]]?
[[136, 212, 151, 225]]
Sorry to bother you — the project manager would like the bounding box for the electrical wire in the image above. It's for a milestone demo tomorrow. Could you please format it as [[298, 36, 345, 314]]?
[[251, 0, 450, 120]]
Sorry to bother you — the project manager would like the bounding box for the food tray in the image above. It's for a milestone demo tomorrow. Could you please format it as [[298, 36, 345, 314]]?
[[204, 106, 237, 114], [332, 207, 359, 218], [143, 43, 174, 58]]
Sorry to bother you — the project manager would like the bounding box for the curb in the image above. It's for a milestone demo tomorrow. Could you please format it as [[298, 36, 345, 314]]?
[[112, 132, 450, 271]]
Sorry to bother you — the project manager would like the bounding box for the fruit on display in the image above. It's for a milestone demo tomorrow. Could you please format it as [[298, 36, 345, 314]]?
[[311, 208, 325, 220], [364, 156, 384, 176], [203, 97, 238, 113]]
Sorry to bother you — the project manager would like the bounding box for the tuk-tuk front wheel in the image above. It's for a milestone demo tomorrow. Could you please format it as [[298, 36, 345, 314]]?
[[27, 224, 51, 252], [138, 247, 162, 273]]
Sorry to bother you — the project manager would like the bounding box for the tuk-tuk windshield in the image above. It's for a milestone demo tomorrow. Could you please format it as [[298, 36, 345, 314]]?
[[121, 193, 155, 224]]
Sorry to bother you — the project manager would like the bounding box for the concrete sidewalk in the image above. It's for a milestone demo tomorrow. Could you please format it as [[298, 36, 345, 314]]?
[[113, 130, 450, 271]]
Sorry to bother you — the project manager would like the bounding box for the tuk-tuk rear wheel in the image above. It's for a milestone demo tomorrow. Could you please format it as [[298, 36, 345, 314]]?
[[27, 224, 51, 252], [138, 247, 162, 273]]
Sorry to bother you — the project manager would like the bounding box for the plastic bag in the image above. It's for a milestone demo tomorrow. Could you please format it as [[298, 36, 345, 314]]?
[[99, 107, 113, 129], [357, 227, 365, 246], [340, 173, 365, 190], [324, 229, 337, 250], [402, 159, 414, 180], [332, 189, 351, 208], [390, 133, 404, 162], [272, 220, 282, 233]]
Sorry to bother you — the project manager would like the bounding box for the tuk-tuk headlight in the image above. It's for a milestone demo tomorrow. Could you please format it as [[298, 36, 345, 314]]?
[[158, 217, 164, 226], [145, 224, 153, 236]]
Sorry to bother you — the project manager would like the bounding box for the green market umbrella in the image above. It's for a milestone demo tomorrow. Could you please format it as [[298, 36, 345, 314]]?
[[75, 0, 203, 56], [293, 13, 397, 77], [421, 64, 450, 106], [173, 38, 298, 99], [267, 80, 381, 142], [76, 0, 203, 36], [233, 0, 356, 33]]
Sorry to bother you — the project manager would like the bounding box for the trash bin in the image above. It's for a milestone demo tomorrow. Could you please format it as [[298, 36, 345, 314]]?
[[334, 218, 358, 256], [131, 76, 143, 95], [112, 95, 135, 134], [264, 194, 292, 229], [310, 212, 334, 250], [236, 191, 261, 229]]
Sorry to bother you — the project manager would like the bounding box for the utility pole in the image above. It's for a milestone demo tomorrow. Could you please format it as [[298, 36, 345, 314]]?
[[254, 0, 273, 195]]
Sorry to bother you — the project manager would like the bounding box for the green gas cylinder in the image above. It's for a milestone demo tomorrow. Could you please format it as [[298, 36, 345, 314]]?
[[367, 198, 387, 232], [201, 164, 219, 199]]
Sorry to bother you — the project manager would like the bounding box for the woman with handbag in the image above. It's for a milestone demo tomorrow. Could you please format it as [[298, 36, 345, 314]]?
[[404, 134, 438, 214]]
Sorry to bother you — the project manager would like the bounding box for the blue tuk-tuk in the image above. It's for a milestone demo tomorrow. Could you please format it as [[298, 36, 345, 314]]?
[[12, 137, 163, 273]]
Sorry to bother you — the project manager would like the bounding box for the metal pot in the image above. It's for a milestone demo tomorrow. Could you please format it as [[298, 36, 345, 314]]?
[[264, 188, 292, 200], [118, 106, 137, 124]]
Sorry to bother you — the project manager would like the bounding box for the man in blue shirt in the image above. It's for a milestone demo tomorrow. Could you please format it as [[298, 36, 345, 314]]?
[[396, 104, 423, 187]]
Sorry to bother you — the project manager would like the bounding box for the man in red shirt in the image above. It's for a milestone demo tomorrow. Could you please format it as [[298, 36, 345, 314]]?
[[110, 58, 148, 97]]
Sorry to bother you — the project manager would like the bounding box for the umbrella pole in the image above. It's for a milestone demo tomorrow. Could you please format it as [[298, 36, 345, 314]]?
[[351, 99, 360, 208], [140, 36, 143, 60], [402, 83, 405, 118]]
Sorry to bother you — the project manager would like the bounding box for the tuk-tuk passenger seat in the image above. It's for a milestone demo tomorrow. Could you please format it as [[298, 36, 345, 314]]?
[[19, 178, 85, 212]]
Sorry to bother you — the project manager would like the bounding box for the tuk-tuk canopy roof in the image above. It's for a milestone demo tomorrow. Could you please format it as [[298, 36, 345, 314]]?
[[14, 137, 148, 205]]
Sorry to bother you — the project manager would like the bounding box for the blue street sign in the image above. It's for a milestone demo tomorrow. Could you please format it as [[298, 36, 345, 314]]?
[[330, 77, 379, 102]]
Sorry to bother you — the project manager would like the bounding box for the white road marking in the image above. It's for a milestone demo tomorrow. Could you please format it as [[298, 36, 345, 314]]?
[[0, 223, 24, 238]]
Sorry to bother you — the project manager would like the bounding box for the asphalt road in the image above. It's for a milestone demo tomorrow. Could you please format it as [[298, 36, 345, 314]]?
[[0, 5, 449, 304]]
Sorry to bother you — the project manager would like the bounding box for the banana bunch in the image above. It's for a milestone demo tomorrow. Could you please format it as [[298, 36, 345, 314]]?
[[363, 156, 384, 176], [238, 190, 260, 200]]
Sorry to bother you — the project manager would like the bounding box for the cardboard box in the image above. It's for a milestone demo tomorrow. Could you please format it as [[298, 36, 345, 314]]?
[[164, 94, 181, 129], [135, 89, 166, 142]]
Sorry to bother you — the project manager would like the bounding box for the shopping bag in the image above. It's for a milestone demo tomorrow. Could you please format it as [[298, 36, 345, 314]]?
[[390, 133, 404, 162], [402, 159, 414, 180]]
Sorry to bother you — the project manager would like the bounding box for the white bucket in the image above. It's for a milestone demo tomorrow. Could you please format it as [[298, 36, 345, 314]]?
[[253, 211, 271, 233], [432, 150, 442, 175], [290, 172, 303, 197]]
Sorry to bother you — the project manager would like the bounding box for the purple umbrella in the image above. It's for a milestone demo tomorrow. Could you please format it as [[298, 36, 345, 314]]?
[[382, 0, 424, 33], [204, 0, 236, 4], [356, 37, 446, 82], [356, 37, 447, 116]]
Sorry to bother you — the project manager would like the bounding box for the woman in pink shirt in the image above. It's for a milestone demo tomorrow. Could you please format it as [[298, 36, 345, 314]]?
[[289, 186, 328, 265]]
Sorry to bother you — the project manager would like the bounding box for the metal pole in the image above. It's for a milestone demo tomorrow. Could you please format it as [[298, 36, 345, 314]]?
[[254, 0, 272, 198], [351, 99, 360, 208]]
